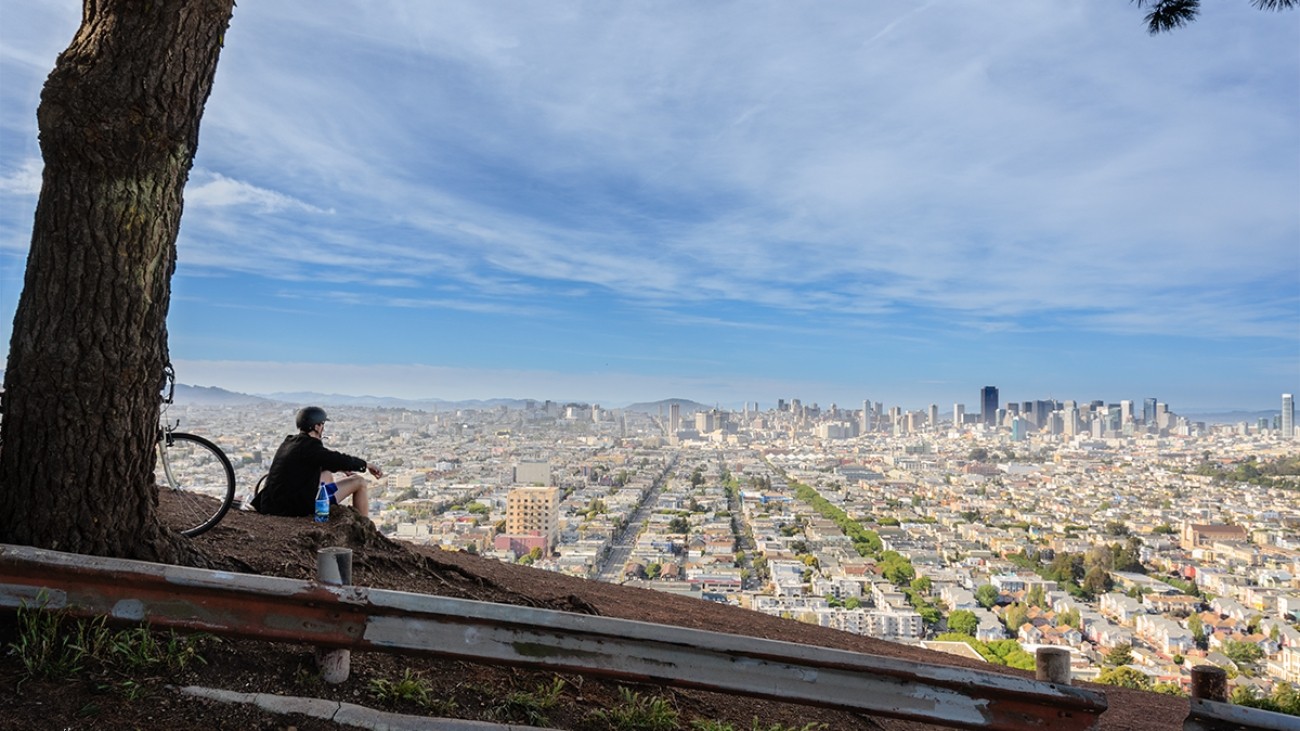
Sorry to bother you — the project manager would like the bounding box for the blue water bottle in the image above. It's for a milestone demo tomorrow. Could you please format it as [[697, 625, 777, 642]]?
[[315, 482, 330, 523]]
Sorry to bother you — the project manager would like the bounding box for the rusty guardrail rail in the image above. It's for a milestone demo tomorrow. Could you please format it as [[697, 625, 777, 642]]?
[[0, 543, 1107, 730], [1183, 666, 1299, 731]]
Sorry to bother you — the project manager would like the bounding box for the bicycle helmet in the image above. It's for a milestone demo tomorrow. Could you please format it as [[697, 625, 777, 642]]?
[[295, 406, 329, 432]]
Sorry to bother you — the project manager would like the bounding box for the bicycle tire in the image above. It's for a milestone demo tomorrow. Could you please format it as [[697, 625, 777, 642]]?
[[156, 431, 236, 537]]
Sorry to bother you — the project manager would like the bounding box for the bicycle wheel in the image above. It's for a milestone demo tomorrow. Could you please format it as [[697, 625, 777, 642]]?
[[156, 431, 236, 537]]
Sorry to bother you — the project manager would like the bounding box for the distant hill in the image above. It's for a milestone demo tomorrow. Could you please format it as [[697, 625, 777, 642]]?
[[621, 397, 712, 415], [1184, 409, 1279, 425], [173, 383, 271, 406], [260, 392, 532, 412]]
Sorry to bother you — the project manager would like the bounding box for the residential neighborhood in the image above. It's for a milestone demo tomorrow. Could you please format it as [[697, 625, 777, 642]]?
[[177, 392, 1299, 705]]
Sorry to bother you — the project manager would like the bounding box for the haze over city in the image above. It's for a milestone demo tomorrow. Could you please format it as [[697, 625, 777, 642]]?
[[1, 2, 1296, 409]]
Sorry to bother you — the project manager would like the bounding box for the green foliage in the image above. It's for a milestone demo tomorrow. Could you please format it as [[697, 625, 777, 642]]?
[[1082, 566, 1113, 597], [932, 634, 1035, 670], [1057, 608, 1081, 629], [1222, 640, 1264, 666], [789, 481, 881, 556], [947, 609, 979, 636], [1104, 520, 1130, 537], [493, 677, 565, 725], [1003, 603, 1028, 634], [7, 597, 212, 685], [9, 607, 107, 680], [1193, 454, 1300, 490], [667, 516, 690, 534], [589, 687, 679, 731], [368, 668, 437, 707], [1162, 574, 1202, 597], [879, 551, 915, 586], [975, 584, 1000, 609], [1096, 666, 1151, 690], [1104, 644, 1133, 667], [1026, 584, 1046, 608]]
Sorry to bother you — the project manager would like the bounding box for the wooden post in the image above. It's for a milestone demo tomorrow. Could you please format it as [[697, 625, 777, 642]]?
[[1189, 666, 1227, 702], [316, 547, 352, 684], [1035, 647, 1071, 685]]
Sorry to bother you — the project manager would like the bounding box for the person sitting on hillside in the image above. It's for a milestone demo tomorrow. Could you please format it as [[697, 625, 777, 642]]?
[[251, 406, 383, 518]]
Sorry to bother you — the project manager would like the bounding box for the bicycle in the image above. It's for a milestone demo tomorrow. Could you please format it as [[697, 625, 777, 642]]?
[[156, 363, 237, 537]]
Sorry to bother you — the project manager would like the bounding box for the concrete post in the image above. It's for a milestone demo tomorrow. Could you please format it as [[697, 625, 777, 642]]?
[[1035, 647, 1071, 685], [316, 547, 353, 684], [1189, 666, 1227, 702]]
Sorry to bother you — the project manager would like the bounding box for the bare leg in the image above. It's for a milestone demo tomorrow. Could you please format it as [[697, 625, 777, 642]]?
[[333, 474, 370, 517]]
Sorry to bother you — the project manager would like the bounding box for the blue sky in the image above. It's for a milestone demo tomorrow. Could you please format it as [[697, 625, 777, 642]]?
[[1, 2, 1297, 411]]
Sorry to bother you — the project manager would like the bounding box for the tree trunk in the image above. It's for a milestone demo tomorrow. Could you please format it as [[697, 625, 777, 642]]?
[[0, 0, 235, 562]]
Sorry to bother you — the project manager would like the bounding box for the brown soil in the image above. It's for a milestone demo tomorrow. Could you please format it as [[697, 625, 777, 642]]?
[[0, 505, 1188, 730]]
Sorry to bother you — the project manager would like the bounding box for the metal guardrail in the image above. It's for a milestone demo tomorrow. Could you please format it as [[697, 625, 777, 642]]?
[[1185, 698, 1300, 731], [1184, 667, 1300, 731], [0, 543, 1107, 731]]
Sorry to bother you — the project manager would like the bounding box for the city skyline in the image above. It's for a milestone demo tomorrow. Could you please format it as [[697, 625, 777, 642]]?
[[1, 3, 1297, 410]]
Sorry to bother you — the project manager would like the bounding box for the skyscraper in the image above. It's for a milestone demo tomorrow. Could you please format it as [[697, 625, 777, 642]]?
[[980, 386, 999, 426], [1283, 393, 1294, 438], [1143, 397, 1157, 426], [953, 403, 965, 426]]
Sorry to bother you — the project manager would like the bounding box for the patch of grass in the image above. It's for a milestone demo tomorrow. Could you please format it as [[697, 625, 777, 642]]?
[[367, 668, 458, 714], [588, 686, 679, 730], [9, 601, 110, 680], [368, 668, 435, 705], [6, 594, 213, 685], [493, 676, 566, 725]]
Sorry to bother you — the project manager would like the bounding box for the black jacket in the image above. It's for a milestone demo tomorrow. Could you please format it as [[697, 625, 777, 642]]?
[[251, 433, 367, 517]]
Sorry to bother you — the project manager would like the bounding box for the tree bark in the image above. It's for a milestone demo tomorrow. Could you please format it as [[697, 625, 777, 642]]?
[[0, 0, 235, 562]]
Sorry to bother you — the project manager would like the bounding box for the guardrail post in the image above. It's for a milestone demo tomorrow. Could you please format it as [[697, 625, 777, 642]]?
[[1035, 647, 1071, 685], [316, 547, 353, 684], [1189, 666, 1227, 702]]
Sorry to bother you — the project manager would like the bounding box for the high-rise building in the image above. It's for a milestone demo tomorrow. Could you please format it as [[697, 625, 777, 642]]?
[[953, 403, 965, 426], [505, 486, 559, 551], [1143, 397, 1157, 426], [861, 399, 872, 433], [669, 403, 681, 434], [1120, 400, 1133, 425], [1283, 393, 1295, 438], [1062, 400, 1078, 437], [980, 386, 999, 426], [928, 404, 939, 430]]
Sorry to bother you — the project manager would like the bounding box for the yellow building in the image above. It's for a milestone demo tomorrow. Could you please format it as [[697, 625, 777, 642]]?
[[505, 486, 559, 551]]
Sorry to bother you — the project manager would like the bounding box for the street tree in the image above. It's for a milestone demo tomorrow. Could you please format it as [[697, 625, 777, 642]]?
[[975, 583, 1001, 609], [948, 609, 979, 636], [1105, 644, 1134, 667], [0, 0, 237, 561], [1096, 666, 1151, 690]]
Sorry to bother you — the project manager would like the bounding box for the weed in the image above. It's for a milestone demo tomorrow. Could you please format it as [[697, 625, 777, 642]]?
[[589, 686, 679, 731], [6, 594, 212, 684], [369, 665, 439, 707], [8, 596, 108, 680], [493, 676, 566, 725]]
